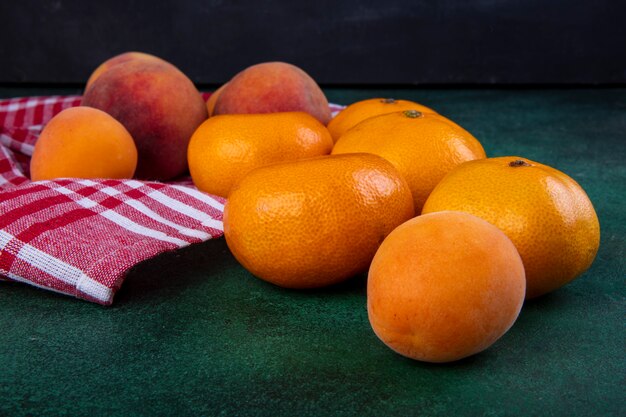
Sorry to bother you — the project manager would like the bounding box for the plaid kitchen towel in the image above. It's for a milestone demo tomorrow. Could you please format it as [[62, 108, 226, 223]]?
[[0, 93, 344, 305]]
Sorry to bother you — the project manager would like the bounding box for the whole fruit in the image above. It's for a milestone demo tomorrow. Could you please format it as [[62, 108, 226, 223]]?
[[30, 106, 137, 181], [82, 58, 207, 180], [188, 112, 333, 198], [213, 62, 331, 125], [206, 83, 228, 116], [422, 156, 600, 298], [332, 110, 486, 213], [85, 51, 162, 90], [368, 211, 526, 363], [328, 98, 436, 142], [224, 153, 415, 288]]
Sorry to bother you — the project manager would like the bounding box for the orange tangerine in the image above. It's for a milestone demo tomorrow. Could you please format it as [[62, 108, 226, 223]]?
[[188, 112, 333, 197], [422, 156, 601, 298], [332, 110, 485, 213], [328, 98, 436, 142], [224, 153, 415, 288]]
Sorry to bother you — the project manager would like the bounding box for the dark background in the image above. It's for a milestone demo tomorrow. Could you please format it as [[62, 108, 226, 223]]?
[[0, 0, 625, 86]]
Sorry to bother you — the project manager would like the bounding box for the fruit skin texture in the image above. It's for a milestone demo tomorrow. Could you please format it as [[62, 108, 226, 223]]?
[[30, 107, 137, 181], [332, 110, 486, 213], [368, 211, 526, 363], [213, 62, 332, 125], [422, 156, 601, 299], [328, 98, 437, 142], [224, 153, 415, 289], [206, 83, 228, 116], [188, 112, 333, 198], [82, 59, 208, 180], [85, 51, 162, 90]]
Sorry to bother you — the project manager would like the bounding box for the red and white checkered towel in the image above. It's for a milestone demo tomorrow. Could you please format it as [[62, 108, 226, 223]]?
[[0, 94, 225, 305], [0, 94, 343, 305]]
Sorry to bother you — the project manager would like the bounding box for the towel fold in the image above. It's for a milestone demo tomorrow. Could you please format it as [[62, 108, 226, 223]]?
[[0, 94, 226, 305]]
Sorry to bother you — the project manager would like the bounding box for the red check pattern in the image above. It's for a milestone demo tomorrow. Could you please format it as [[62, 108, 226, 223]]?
[[1, 93, 344, 305]]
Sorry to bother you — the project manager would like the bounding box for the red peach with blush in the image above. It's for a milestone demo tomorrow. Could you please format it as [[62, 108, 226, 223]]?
[[85, 52, 163, 91], [82, 59, 208, 180], [214, 62, 331, 125]]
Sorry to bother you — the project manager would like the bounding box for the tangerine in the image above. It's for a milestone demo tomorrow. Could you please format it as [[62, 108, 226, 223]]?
[[206, 83, 228, 116], [422, 156, 601, 298], [328, 98, 436, 142], [188, 112, 333, 198], [332, 110, 486, 213], [224, 153, 415, 288]]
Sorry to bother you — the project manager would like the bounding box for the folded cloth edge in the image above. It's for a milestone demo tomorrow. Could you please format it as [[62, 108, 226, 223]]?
[[0, 94, 344, 305]]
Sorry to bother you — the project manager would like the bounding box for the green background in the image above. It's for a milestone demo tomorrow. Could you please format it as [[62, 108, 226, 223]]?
[[1, 87, 624, 416]]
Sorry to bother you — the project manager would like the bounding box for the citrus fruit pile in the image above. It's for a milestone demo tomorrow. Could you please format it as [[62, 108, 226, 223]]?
[[32, 53, 600, 363], [219, 96, 599, 363]]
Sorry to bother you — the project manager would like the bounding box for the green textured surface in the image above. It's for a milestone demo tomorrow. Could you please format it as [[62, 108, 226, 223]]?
[[1, 87, 625, 416]]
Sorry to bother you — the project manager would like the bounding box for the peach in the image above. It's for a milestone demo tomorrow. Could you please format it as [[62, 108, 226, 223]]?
[[81, 59, 208, 180], [85, 51, 162, 90], [213, 62, 331, 125]]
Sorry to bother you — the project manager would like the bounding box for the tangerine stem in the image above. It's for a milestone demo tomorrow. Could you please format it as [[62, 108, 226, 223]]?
[[403, 110, 423, 118], [509, 159, 531, 167]]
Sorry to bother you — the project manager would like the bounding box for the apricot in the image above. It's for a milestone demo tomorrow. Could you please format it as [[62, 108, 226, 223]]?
[[85, 51, 162, 90], [30, 106, 137, 181], [213, 62, 331, 125], [368, 211, 526, 363], [82, 58, 208, 180]]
